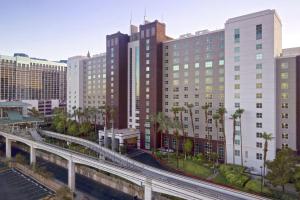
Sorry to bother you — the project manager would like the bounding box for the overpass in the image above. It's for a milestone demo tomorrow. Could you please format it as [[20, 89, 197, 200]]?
[[0, 130, 270, 200]]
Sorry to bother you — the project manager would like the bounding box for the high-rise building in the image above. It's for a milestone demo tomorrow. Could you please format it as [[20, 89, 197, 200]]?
[[276, 48, 300, 153], [224, 10, 282, 170], [128, 25, 140, 130], [162, 29, 225, 159], [139, 20, 171, 149], [67, 56, 86, 114], [67, 53, 106, 115], [0, 53, 67, 115], [106, 32, 130, 129]]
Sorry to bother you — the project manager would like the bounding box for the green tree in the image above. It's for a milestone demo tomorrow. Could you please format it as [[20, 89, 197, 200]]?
[[212, 113, 220, 163], [201, 104, 210, 159], [178, 106, 186, 157], [157, 112, 171, 160], [186, 103, 195, 156], [230, 113, 238, 164], [235, 108, 245, 166], [184, 139, 193, 157], [170, 118, 180, 168], [68, 121, 79, 136], [262, 132, 272, 185], [79, 122, 91, 137], [217, 107, 227, 163], [294, 167, 300, 196], [266, 148, 297, 192]]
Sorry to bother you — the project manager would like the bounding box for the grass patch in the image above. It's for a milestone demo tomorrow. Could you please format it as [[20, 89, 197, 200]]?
[[162, 155, 213, 179]]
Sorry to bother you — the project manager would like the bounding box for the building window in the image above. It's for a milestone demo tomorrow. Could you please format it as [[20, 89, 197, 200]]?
[[234, 65, 240, 71], [256, 132, 262, 138], [281, 103, 288, 108], [235, 103, 240, 108], [256, 93, 262, 98], [256, 103, 262, 108], [234, 28, 240, 43], [234, 84, 240, 89], [281, 72, 288, 79], [256, 24, 262, 40], [256, 83, 262, 89], [234, 47, 240, 53], [281, 83, 288, 89], [256, 153, 262, 160], [234, 150, 240, 156], [281, 63, 288, 69], [281, 113, 288, 119], [234, 56, 240, 62], [256, 113, 262, 118], [281, 123, 288, 129], [195, 63, 200, 68], [173, 65, 179, 71], [184, 64, 189, 69], [235, 75, 240, 80], [256, 44, 262, 50], [256, 142, 262, 148], [281, 93, 288, 99], [219, 60, 224, 66], [205, 61, 213, 68], [256, 53, 263, 60], [256, 123, 262, 128]]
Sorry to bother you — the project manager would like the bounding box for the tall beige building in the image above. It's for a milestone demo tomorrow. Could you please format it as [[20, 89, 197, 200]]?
[[67, 53, 106, 115], [162, 30, 225, 159], [0, 53, 67, 115]]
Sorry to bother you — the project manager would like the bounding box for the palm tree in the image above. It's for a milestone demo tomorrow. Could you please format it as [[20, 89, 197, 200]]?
[[103, 105, 111, 148], [157, 112, 171, 160], [235, 108, 245, 166], [170, 107, 180, 152], [170, 118, 180, 168], [89, 107, 99, 138], [201, 104, 210, 158], [212, 112, 220, 162], [178, 106, 186, 156], [230, 113, 238, 164], [217, 107, 227, 163], [150, 113, 159, 152], [186, 103, 196, 156], [110, 106, 116, 151], [72, 106, 77, 121], [262, 132, 272, 185]]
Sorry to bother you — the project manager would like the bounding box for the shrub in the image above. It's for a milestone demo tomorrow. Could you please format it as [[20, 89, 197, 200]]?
[[245, 179, 271, 194], [219, 164, 250, 187]]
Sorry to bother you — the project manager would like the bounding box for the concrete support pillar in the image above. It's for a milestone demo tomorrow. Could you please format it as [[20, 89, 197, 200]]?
[[104, 127, 108, 148], [144, 179, 152, 200], [137, 135, 141, 149], [111, 128, 116, 151], [5, 137, 11, 159], [30, 146, 36, 164], [68, 159, 75, 192], [119, 138, 124, 153]]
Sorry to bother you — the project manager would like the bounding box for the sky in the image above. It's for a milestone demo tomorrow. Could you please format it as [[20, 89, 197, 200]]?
[[0, 0, 299, 61]]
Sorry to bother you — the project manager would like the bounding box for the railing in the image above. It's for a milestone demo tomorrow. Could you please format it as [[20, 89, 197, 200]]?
[[38, 129, 270, 200]]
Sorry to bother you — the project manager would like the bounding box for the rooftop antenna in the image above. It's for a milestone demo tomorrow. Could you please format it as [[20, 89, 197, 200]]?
[[130, 11, 132, 26], [130, 11, 132, 34], [144, 8, 147, 24]]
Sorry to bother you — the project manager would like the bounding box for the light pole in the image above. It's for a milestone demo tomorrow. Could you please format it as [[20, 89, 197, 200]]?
[[260, 166, 263, 193]]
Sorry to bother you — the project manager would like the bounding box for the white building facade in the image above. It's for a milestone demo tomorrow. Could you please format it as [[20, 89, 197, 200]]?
[[225, 10, 282, 172]]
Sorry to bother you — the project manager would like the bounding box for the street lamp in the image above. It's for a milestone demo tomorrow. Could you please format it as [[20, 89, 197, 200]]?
[[260, 166, 263, 193]]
